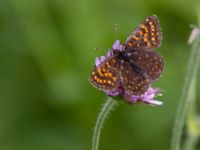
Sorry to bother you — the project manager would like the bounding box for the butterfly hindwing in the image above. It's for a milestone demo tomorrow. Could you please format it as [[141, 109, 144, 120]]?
[[119, 60, 150, 95], [127, 50, 164, 81], [124, 15, 162, 51]]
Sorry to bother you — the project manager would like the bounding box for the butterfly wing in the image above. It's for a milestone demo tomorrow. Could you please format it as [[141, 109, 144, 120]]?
[[124, 15, 162, 51], [89, 57, 120, 91], [127, 50, 164, 81], [119, 60, 150, 95]]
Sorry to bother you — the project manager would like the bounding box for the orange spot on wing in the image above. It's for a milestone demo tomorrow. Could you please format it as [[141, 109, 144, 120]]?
[[108, 80, 111, 84], [151, 37, 155, 41], [152, 42, 157, 45], [141, 25, 146, 29], [112, 59, 116, 63], [128, 42, 133, 46], [106, 62, 111, 68], [112, 77, 117, 81], [139, 30, 143, 35], [147, 42, 151, 47], [102, 67, 106, 72], [133, 35, 139, 40], [94, 76, 97, 80], [97, 68, 103, 76], [144, 37, 148, 42], [107, 72, 112, 77]]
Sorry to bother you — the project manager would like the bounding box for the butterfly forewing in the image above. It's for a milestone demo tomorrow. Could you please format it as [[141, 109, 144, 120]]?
[[127, 50, 164, 81], [119, 61, 150, 95], [90, 57, 120, 91], [124, 15, 162, 51]]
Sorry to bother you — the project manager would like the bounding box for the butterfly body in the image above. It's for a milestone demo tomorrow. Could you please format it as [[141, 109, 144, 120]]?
[[113, 50, 148, 80], [90, 15, 164, 96]]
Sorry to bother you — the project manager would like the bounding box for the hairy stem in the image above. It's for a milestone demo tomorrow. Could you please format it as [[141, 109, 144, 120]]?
[[183, 78, 198, 150], [170, 26, 200, 150], [91, 97, 118, 150]]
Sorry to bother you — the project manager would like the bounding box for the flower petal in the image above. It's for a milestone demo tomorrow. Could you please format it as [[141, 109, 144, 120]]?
[[106, 50, 112, 57], [105, 90, 120, 96], [105, 86, 124, 97], [95, 57, 101, 66], [122, 87, 163, 105], [112, 40, 120, 50], [100, 56, 106, 62], [144, 99, 163, 105]]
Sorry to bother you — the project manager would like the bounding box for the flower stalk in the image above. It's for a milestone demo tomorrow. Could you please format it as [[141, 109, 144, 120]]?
[[183, 78, 198, 150], [91, 97, 118, 150], [170, 24, 200, 150]]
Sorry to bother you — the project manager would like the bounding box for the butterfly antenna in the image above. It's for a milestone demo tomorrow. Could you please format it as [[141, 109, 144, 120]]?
[[93, 47, 106, 57], [94, 47, 102, 51], [113, 23, 119, 40]]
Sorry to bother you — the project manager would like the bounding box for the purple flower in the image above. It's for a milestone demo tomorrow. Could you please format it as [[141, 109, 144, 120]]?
[[124, 87, 163, 105], [94, 40, 163, 106]]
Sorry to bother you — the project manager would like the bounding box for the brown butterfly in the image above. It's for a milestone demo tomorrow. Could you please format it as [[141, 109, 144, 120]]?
[[90, 15, 164, 96]]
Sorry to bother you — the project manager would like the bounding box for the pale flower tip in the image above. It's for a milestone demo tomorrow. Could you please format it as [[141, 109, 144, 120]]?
[[100, 56, 106, 62], [95, 57, 100, 66], [112, 40, 120, 50], [119, 45, 123, 51], [157, 93, 163, 96], [148, 100, 163, 106], [106, 50, 111, 57], [188, 27, 200, 44]]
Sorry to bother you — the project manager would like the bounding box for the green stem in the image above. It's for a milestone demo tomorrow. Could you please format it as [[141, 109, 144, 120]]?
[[183, 78, 199, 150], [183, 134, 199, 150], [170, 27, 200, 150], [91, 97, 118, 150]]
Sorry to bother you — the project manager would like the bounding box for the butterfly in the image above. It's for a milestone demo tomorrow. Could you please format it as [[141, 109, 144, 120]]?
[[89, 15, 164, 96]]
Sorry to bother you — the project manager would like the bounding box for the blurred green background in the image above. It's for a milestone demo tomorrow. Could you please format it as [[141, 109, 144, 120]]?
[[1, 0, 200, 150]]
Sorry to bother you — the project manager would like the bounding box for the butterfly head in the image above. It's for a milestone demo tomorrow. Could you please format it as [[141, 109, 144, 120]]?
[[113, 49, 121, 56]]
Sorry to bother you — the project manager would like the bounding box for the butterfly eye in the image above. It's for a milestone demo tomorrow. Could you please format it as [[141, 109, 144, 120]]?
[[113, 50, 120, 56]]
